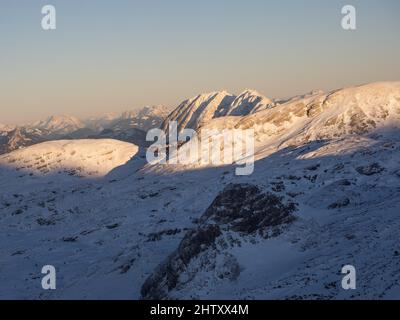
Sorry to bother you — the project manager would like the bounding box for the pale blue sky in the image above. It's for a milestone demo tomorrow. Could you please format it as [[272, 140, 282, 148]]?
[[0, 0, 399, 124]]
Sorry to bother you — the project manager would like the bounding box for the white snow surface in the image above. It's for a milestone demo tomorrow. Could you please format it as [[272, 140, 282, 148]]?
[[1, 82, 400, 300], [161, 89, 272, 133], [29, 115, 85, 136], [0, 139, 138, 178]]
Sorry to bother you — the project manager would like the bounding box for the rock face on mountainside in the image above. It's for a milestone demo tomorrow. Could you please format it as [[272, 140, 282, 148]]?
[[141, 183, 297, 300]]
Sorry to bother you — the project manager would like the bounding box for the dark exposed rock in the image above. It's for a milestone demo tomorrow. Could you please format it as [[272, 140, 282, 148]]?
[[332, 163, 345, 172], [62, 236, 78, 242], [201, 183, 297, 235], [12, 209, 24, 216], [147, 228, 182, 242], [106, 223, 120, 230], [37, 217, 56, 226], [336, 179, 352, 186], [286, 175, 302, 181], [216, 253, 241, 281], [119, 258, 136, 274], [304, 175, 318, 183], [305, 164, 320, 171], [271, 181, 285, 192], [11, 250, 26, 256], [140, 224, 221, 299], [287, 192, 304, 198], [328, 197, 350, 209], [356, 163, 385, 176], [141, 183, 297, 300]]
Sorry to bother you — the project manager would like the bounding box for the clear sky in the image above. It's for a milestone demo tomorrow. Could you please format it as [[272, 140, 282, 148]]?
[[0, 0, 399, 124]]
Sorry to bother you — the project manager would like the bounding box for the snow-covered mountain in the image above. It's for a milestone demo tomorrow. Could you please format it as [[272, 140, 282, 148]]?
[[161, 82, 400, 173], [0, 124, 16, 132], [0, 127, 47, 155], [29, 115, 85, 136], [161, 89, 272, 133], [1, 81, 400, 300], [0, 139, 138, 178], [85, 105, 170, 133], [94, 106, 171, 146], [83, 113, 121, 132], [0, 115, 88, 155], [117, 105, 171, 132]]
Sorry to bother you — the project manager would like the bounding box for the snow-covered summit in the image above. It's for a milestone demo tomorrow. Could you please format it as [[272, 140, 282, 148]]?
[[227, 89, 272, 116], [30, 115, 85, 136], [0, 124, 16, 133], [115, 105, 171, 131], [161, 89, 272, 133], [157, 81, 400, 173]]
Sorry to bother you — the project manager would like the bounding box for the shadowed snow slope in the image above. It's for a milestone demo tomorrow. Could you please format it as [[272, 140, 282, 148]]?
[[2, 82, 400, 300], [0, 139, 138, 177]]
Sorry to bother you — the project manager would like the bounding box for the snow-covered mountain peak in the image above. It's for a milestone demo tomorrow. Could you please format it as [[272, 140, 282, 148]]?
[[161, 89, 274, 133], [157, 81, 400, 174], [227, 89, 273, 116], [0, 124, 16, 133], [161, 91, 236, 133], [30, 114, 85, 135], [239, 88, 268, 97]]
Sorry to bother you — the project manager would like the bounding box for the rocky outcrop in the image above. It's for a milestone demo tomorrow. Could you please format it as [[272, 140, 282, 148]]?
[[356, 163, 385, 176], [141, 183, 297, 300]]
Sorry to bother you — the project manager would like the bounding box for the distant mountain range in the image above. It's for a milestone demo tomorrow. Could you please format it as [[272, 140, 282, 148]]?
[[0, 105, 171, 154], [0, 88, 278, 155]]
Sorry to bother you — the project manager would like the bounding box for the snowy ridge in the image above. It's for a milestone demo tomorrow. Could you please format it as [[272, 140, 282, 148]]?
[[158, 82, 400, 173], [0, 139, 138, 177]]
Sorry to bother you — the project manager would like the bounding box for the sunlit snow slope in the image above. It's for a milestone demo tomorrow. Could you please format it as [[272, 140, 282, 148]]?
[[0, 139, 138, 177]]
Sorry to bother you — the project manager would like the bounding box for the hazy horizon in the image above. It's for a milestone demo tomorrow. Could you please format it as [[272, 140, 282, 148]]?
[[2, 81, 398, 126], [1, 0, 400, 124]]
